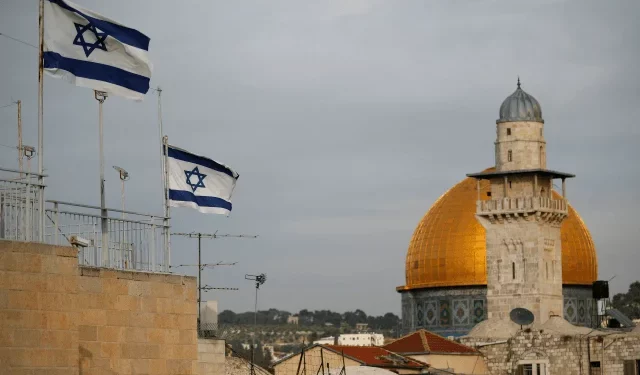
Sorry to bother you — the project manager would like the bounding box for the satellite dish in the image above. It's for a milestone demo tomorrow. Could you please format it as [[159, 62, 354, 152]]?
[[510, 308, 534, 328]]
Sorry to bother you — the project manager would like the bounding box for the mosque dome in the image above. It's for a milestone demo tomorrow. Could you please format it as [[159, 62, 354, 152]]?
[[398, 168, 598, 291], [497, 79, 543, 123]]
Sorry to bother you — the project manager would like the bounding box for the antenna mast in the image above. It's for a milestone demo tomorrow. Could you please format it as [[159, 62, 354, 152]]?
[[171, 232, 258, 326]]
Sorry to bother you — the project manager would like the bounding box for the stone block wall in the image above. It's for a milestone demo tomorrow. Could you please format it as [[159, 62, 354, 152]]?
[[480, 215, 564, 325], [0, 240, 199, 374], [462, 330, 640, 375], [197, 338, 225, 375], [494, 121, 546, 172]]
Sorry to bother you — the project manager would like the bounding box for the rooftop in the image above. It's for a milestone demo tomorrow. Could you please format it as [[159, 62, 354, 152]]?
[[467, 168, 575, 180], [324, 345, 428, 369], [383, 330, 478, 355]]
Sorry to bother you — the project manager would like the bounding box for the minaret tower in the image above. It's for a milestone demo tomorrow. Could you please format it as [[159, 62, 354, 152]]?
[[468, 79, 574, 324]]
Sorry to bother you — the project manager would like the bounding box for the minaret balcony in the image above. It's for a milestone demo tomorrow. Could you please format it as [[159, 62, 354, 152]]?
[[476, 196, 568, 224]]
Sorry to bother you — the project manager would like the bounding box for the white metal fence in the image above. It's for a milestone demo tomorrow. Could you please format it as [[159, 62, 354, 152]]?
[[44, 200, 170, 272], [1, 165, 170, 272], [0, 167, 45, 242]]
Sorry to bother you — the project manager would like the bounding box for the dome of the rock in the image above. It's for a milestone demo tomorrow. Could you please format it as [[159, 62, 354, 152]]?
[[398, 168, 598, 291]]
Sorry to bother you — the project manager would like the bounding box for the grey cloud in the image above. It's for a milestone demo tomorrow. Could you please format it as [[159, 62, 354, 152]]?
[[0, 0, 638, 315]]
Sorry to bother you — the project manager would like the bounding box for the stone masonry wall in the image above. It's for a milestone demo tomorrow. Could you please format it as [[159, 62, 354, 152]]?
[[462, 330, 640, 375], [0, 240, 198, 375], [480, 216, 564, 325], [197, 338, 225, 375], [495, 121, 546, 172]]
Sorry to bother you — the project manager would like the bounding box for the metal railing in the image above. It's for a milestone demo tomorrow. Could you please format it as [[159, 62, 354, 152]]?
[[0, 167, 45, 242], [44, 200, 170, 272], [477, 196, 568, 214]]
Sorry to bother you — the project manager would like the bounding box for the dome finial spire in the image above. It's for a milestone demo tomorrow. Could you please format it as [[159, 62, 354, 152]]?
[[517, 76, 521, 89]]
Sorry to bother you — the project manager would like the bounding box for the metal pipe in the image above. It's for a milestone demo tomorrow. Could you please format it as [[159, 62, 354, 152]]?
[[17, 100, 23, 175], [45, 200, 166, 218], [198, 233, 202, 326], [162, 136, 171, 272], [0, 167, 47, 177], [37, 0, 45, 242], [95, 91, 109, 267]]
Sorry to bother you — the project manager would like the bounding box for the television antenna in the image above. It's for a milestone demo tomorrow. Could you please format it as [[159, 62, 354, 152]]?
[[245, 273, 267, 375], [171, 231, 258, 323]]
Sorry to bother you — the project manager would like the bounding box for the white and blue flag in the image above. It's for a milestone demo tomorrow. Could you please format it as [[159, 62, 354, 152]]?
[[166, 145, 240, 215], [43, 0, 152, 100]]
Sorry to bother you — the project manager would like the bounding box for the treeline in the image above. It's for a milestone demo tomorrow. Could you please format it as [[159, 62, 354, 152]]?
[[612, 281, 640, 319], [219, 308, 400, 330]]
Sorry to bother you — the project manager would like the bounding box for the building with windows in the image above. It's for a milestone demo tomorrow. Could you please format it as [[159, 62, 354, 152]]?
[[313, 333, 385, 346]]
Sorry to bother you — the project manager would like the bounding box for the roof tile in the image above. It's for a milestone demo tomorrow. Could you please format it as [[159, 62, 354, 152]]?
[[383, 330, 477, 354], [325, 345, 427, 368]]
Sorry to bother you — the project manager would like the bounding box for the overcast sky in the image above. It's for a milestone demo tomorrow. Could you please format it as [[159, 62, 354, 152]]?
[[1, 0, 638, 316]]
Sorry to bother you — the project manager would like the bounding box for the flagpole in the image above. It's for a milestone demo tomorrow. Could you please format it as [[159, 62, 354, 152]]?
[[95, 90, 109, 267], [37, 0, 45, 241], [162, 135, 171, 272], [157, 88, 170, 271]]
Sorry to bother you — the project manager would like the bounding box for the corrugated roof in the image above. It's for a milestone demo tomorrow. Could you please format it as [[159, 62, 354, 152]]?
[[383, 330, 477, 354]]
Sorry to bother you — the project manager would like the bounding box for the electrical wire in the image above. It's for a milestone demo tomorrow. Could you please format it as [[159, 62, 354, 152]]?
[[0, 103, 17, 110], [0, 32, 38, 49]]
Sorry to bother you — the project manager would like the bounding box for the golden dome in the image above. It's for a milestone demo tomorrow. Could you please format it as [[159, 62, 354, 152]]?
[[399, 168, 598, 291]]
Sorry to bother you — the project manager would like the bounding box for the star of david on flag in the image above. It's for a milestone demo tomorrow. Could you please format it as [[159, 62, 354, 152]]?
[[166, 145, 240, 215], [42, 0, 152, 100], [72, 22, 108, 57]]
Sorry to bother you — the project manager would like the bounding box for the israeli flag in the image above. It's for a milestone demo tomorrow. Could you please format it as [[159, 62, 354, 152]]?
[[43, 0, 152, 100], [166, 145, 239, 215]]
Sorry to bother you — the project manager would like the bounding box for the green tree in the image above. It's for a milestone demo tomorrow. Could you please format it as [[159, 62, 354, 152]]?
[[612, 281, 640, 320], [219, 310, 237, 324]]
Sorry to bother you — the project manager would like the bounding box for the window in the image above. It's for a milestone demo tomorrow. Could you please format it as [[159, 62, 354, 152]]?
[[512, 262, 516, 280], [517, 363, 547, 375], [487, 192, 492, 197], [546, 262, 549, 280], [508, 150, 513, 162], [509, 181, 512, 189], [590, 361, 602, 375], [507, 128, 512, 135], [623, 360, 639, 375]]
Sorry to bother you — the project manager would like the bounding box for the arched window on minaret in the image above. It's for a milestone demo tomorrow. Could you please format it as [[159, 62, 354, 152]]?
[[508, 150, 513, 162], [512, 262, 516, 280]]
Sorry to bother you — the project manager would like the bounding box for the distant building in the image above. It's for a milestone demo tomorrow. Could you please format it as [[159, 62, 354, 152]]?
[[355, 323, 368, 331], [313, 334, 384, 347], [336, 333, 384, 347], [287, 315, 299, 325], [313, 336, 336, 345]]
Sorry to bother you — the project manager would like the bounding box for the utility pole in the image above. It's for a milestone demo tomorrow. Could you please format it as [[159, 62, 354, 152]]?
[[171, 232, 257, 326]]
